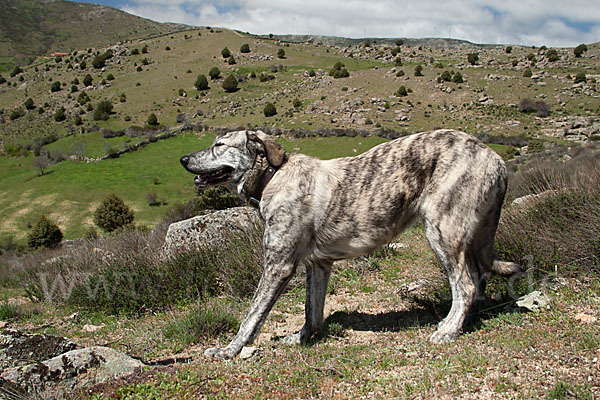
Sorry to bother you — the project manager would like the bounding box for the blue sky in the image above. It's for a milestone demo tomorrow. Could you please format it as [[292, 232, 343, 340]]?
[[72, 0, 599, 47]]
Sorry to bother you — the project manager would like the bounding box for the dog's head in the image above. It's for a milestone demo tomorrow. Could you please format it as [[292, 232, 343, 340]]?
[[180, 130, 286, 197]]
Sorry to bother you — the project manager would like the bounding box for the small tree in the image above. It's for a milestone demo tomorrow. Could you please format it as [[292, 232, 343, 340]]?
[[467, 53, 479, 65], [94, 194, 134, 233], [77, 91, 90, 105], [240, 43, 250, 53], [50, 81, 61, 92], [32, 153, 51, 175], [10, 66, 22, 77], [395, 86, 408, 97], [209, 67, 221, 80], [574, 44, 588, 58], [54, 107, 66, 122], [574, 72, 587, 83], [263, 102, 277, 117], [147, 113, 159, 126], [83, 74, 93, 87], [222, 74, 238, 92], [277, 48, 285, 59], [24, 98, 35, 110], [27, 215, 63, 249], [93, 99, 113, 121], [221, 47, 231, 58], [452, 71, 464, 83], [546, 49, 560, 62], [195, 74, 209, 90]]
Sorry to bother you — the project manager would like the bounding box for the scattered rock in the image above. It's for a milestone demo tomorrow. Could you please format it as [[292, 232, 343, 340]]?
[[83, 323, 105, 332], [575, 313, 597, 324], [0, 330, 78, 370], [162, 207, 262, 258], [514, 291, 551, 312], [1, 346, 144, 399], [239, 346, 261, 360]]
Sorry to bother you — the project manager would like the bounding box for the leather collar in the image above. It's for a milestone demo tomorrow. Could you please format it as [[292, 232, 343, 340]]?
[[246, 155, 287, 208]]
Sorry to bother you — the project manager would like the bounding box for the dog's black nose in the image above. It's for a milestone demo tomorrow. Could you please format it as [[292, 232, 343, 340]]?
[[180, 155, 189, 166]]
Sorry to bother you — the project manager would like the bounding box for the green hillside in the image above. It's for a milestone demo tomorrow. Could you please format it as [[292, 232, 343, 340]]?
[[0, 18, 598, 242], [0, 0, 182, 70]]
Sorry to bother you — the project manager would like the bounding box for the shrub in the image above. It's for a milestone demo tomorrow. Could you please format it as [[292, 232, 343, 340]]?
[[221, 47, 231, 58], [240, 43, 250, 53], [163, 299, 240, 345], [329, 61, 349, 78], [92, 51, 111, 69], [106, 73, 115, 81], [50, 81, 61, 92], [147, 113, 159, 126], [395, 86, 408, 97], [24, 98, 35, 110], [79, 60, 86, 70], [27, 215, 63, 249], [518, 98, 550, 117], [523, 68, 533, 78], [467, 53, 479, 65], [440, 70, 452, 82], [54, 107, 66, 122], [308, 69, 316, 77], [77, 91, 90, 105], [574, 72, 587, 83], [209, 66, 221, 80], [414, 64, 424, 76], [546, 49, 559, 62], [496, 150, 600, 276], [395, 56, 403, 66], [93, 194, 135, 233], [293, 98, 302, 108], [0, 75, 6, 84], [228, 55, 236, 65], [83, 74, 93, 86], [574, 43, 588, 58], [195, 74, 209, 90], [277, 48, 285, 59], [141, 45, 148, 54], [263, 102, 277, 117], [74, 115, 83, 126], [10, 66, 22, 77], [452, 72, 464, 83], [505, 46, 512, 54], [9, 109, 24, 120], [131, 48, 139, 55], [71, 85, 78, 93], [119, 93, 127, 102], [93, 99, 113, 121], [222, 74, 238, 92]]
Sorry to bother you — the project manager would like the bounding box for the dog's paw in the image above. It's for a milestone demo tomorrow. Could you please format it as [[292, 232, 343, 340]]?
[[204, 347, 236, 359], [429, 329, 458, 344]]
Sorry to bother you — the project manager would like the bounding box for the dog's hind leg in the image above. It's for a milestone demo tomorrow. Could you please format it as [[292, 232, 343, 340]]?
[[424, 219, 479, 344], [282, 259, 333, 345]]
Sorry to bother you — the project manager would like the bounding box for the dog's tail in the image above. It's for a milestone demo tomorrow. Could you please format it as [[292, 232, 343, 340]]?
[[492, 260, 522, 276]]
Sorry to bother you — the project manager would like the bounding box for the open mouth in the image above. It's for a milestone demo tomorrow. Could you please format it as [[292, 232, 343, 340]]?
[[193, 166, 234, 187]]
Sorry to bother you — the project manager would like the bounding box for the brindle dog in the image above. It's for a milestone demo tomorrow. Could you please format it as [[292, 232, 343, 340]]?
[[180, 129, 520, 359]]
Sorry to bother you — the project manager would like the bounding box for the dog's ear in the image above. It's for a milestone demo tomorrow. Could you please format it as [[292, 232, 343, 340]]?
[[247, 131, 286, 167]]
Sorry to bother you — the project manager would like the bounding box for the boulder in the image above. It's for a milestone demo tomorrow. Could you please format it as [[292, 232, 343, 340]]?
[[162, 207, 262, 257], [1, 346, 144, 399]]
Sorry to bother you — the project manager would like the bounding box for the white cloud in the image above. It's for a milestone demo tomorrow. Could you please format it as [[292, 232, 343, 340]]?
[[120, 0, 599, 46]]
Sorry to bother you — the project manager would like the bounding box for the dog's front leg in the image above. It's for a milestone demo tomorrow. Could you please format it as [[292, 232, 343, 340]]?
[[204, 260, 296, 359]]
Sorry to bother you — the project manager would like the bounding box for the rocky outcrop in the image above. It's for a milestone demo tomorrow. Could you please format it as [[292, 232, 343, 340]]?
[[162, 207, 262, 257], [1, 330, 144, 399]]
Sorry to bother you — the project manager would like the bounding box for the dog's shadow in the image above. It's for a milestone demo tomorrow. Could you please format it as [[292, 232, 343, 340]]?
[[323, 308, 440, 334]]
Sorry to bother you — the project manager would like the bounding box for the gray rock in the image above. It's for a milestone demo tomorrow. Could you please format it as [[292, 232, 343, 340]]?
[[239, 346, 261, 360], [515, 291, 551, 312], [1, 330, 77, 370], [1, 346, 144, 399], [162, 207, 262, 257]]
